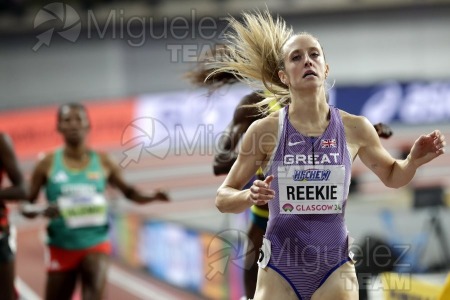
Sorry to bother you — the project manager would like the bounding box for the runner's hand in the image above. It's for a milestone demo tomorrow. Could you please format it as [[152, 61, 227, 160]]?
[[43, 204, 60, 219], [373, 122, 393, 139], [249, 175, 275, 206], [154, 190, 170, 202]]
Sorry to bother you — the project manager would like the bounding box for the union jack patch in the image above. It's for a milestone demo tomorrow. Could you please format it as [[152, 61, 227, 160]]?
[[321, 139, 337, 148]]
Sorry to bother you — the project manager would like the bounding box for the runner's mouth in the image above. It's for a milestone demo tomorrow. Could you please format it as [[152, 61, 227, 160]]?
[[303, 71, 317, 78]]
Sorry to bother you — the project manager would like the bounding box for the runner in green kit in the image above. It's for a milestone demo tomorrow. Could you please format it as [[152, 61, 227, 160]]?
[[44, 148, 110, 250], [22, 103, 169, 300]]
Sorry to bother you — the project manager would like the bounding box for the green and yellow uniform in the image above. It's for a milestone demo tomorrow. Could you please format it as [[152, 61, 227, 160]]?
[[46, 149, 108, 249]]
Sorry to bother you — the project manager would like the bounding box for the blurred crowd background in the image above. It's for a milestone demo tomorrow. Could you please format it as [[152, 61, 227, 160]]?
[[1, 0, 450, 299]]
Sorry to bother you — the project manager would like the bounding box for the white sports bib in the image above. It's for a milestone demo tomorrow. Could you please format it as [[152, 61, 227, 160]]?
[[257, 237, 271, 269], [277, 165, 346, 214], [58, 193, 108, 228]]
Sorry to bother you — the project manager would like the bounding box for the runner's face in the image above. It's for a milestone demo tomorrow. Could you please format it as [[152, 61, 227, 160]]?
[[58, 107, 90, 146], [279, 35, 329, 91]]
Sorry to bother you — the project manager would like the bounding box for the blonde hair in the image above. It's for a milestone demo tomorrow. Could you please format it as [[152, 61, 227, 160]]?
[[184, 44, 241, 91], [207, 10, 328, 115], [207, 10, 294, 115]]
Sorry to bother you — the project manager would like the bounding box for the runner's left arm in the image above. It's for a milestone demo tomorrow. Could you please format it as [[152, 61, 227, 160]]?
[[0, 133, 26, 201], [101, 152, 169, 204]]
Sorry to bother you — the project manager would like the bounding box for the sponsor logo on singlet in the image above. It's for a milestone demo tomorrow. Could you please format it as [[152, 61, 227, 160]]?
[[293, 169, 331, 181]]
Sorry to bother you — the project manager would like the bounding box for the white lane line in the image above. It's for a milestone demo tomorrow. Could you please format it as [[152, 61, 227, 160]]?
[[168, 186, 218, 202], [16, 277, 41, 300], [108, 265, 178, 300], [124, 163, 212, 182]]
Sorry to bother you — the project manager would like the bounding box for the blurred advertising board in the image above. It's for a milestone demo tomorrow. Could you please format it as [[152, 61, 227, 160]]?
[[334, 81, 450, 125], [109, 212, 143, 268], [109, 214, 247, 299], [0, 98, 135, 158], [2, 81, 449, 160]]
